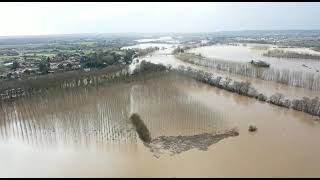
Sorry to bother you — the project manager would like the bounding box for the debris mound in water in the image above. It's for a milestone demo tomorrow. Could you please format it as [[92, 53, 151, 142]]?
[[147, 129, 239, 157], [129, 113, 152, 144], [129, 113, 239, 157]]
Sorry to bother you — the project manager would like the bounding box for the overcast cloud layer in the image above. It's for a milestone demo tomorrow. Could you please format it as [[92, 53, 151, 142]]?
[[0, 2, 320, 36]]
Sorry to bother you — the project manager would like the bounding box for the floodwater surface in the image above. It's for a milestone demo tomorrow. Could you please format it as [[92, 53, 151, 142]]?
[[136, 45, 320, 99], [1, 72, 320, 177], [2, 42, 320, 177], [189, 44, 320, 73]]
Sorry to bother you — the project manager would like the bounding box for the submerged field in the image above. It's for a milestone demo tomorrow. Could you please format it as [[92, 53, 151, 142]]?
[[1, 38, 320, 177], [1, 67, 320, 177]]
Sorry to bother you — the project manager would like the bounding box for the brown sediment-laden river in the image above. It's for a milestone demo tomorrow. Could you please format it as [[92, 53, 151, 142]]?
[[139, 45, 320, 99], [1, 70, 320, 177], [189, 44, 320, 73], [186, 44, 320, 96]]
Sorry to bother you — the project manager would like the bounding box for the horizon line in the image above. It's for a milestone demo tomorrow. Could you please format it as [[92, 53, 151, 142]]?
[[1, 29, 320, 38]]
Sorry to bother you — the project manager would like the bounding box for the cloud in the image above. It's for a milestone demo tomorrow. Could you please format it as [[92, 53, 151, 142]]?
[[0, 2, 319, 36]]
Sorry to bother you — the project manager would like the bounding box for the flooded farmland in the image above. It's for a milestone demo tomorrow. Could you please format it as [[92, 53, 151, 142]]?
[[136, 45, 320, 99], [1, 68, 320, 177], [1, 39, 320, 177], [2, 2, 320, 177], [187, 44, 320, 91], [189, 44, 320, 73]]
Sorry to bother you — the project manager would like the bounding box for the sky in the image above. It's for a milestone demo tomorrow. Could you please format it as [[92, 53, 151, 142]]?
[[0, 2, 320, 36]]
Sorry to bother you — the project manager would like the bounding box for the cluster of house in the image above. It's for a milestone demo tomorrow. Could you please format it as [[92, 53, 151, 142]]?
[[0, 55, 82, 80]]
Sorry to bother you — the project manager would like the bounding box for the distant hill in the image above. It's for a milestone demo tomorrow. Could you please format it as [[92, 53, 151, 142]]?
[[208, 30, 320, 37], [0, 30, 320, 45]]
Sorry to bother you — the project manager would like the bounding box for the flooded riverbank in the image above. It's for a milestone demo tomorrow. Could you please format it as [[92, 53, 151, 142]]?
[[189, 44, 320, 73], [136, 45, 320, 99], [184, 46, 320, 91]]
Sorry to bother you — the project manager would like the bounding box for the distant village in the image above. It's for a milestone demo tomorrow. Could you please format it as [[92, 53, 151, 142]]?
[[0, 45, 161, 81], [1, 53, 83, 80]]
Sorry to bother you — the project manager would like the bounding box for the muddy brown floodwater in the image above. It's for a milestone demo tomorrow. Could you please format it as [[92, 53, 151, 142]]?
[[140, 45, 320, 99], [1, 71, 320, 177], [189, 44, 320, 73]]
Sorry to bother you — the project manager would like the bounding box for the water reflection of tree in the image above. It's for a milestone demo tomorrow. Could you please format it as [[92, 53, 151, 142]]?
[[0, 82, 138, 151], [0, 71, 238, 151], [129, 72, 229, 137]]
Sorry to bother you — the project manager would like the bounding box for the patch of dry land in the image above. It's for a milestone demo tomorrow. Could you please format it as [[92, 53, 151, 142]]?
[[130, 113, 239, 158], [147, 129, 239, 158]]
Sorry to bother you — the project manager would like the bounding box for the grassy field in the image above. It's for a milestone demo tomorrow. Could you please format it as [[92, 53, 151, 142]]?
[[23, 53, 56, 58], [0, 55, 20, 62], [76, 41, 97, 46], [0, 43, 50, 49], [0, 64, 8, 74]]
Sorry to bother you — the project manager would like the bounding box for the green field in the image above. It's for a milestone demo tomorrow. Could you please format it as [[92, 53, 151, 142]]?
[[0, 43, 50, 49], [0, 55, 19, 62], [23, 53, 56, 58], [76, 41, 97, 46], [0, 64, 8, 73]]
